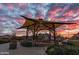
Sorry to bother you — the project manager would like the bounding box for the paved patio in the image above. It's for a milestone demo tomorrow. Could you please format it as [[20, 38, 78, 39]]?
[[0, 42, 47, 55]]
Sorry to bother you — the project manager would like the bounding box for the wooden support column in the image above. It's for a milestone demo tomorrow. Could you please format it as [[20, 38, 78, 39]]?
[[53, 24, 57, 44], [32, 24, 36, 46], [26, 27, 28, 40], [48, 30, 51, 42], [35, 24, 40, 38]]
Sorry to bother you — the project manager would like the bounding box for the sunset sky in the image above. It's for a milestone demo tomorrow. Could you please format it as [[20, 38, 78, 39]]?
[[0, 3, 79, 36]]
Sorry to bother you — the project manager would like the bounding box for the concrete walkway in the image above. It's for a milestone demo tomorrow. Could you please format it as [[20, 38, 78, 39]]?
[[0, 42, 47, 55]]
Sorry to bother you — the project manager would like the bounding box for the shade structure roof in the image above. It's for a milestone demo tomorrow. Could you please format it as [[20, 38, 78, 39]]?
[[18, 16, 76, 31]]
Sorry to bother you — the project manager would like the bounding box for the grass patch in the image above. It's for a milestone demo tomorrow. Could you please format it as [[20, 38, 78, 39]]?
[[20, 40, 32, 47]]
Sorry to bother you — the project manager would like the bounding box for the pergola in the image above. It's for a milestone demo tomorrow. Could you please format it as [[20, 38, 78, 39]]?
[[9, 16, 76, 49], [18, 16, 75, 44]]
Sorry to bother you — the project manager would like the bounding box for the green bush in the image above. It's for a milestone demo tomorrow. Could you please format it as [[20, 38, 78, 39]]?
[[20, 40, 32, 47], [46, 44, 79, 55]]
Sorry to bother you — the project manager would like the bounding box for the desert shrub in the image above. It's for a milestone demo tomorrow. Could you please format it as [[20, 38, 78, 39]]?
[[68, 40, 79, 47], [46, 44, 79, 55], [9, 42, 17, 49], [0, 41, 10, 44], [20, 40, 32, 47]]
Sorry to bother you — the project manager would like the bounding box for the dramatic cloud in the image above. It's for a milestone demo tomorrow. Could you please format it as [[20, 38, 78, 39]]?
[[0, 3, 79, 35]]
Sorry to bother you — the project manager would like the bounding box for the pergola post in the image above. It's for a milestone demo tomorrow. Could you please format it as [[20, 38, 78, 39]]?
[[53, 24, 57, 44], [48, 30, 51, 42], [26, 27, 28, 40], [32, 24, 36, 46]]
